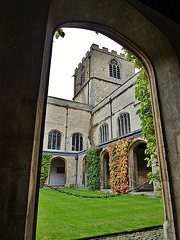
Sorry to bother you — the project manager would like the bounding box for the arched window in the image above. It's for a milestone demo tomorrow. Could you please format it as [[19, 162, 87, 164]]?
[[72, 133, 83, 151], [48, 130, 61, 150], [109, 59, 120, 79], [118, 113, 131, 136], [79, 66, 85, 86], [100, 123, 109, 143]]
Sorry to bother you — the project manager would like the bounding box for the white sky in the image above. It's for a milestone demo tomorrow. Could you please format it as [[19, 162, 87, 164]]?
[[48, 28, 124, 100]]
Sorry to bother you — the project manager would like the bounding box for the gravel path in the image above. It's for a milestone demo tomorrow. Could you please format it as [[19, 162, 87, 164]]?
[[95, 228, 164, 240]]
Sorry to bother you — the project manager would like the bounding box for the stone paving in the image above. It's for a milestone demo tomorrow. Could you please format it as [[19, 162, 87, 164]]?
[[93, 228, 164, 240]]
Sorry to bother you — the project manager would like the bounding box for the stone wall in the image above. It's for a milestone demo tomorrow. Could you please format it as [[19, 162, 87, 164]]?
[[89, 79, 120, 106], [90, 76, 141, 146], [43, 97, 91, 152], [73, 83, 89, 105]]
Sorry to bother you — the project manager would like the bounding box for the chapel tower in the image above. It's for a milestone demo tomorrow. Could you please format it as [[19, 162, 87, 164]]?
[[73, 44, 135, 106]]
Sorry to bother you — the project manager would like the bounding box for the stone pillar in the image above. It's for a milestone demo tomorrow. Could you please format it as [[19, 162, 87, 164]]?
[[0, 1, 51, 239]]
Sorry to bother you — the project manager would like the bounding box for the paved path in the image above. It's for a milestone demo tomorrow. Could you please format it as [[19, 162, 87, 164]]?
[[94, 228, 164, 240]]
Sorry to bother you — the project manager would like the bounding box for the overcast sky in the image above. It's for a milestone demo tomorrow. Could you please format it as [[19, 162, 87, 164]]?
[[48, 28, 124, 100]]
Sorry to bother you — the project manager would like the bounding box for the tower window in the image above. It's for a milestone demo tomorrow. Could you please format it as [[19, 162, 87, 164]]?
[[100, 123, 109, 143], [109, 59, 120, 79], [48, 130, 61, 150], [118, 113, 131, 136], [72, 133, 83, 151], [79, 66, 85, 86]]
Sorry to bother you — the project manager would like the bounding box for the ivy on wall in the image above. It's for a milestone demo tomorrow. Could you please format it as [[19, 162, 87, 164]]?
[[40, 153, 52, 183], [86, 147, 102, 191], [107, 137, 133, 193], [122, 48, 160, 192]]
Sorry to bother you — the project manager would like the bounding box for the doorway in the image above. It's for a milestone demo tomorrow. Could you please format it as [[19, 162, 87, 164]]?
[[49, 158, 66, 186], [133, 143, 153, 191], [103, 152, 110, 189]]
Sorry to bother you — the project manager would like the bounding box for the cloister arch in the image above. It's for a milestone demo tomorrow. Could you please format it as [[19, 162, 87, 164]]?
[[1, 1, 179, 240], [102, 152, 110, 189], [82, 156, 87, 187], [128, 139, 153, 191], [49, 156, 67, 186], [100, 149, 110, 189]]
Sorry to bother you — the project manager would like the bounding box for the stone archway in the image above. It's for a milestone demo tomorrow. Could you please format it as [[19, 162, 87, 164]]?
[[29, 17, 177, 240], [129, 140, 148, 189], [132, 142, 153, 191], [100, 150, 111, 189], [82, 156, 87, 187], [103, 152, 110, 189], [49, 157, 66, 186], [1, 2, 179, 240]]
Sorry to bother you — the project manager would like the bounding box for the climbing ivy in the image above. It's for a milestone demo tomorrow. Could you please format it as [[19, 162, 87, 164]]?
[[86, 147, 102, 191], [107, 137, 133, 193], [122, 48, 160, 192], [40, 153, 52, 183]]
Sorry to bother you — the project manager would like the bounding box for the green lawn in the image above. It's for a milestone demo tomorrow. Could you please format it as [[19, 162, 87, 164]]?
[[36, 189, 164, 240]]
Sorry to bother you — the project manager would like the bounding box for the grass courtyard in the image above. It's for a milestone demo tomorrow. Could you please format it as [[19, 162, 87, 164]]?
[[36, 188, 164, 240]]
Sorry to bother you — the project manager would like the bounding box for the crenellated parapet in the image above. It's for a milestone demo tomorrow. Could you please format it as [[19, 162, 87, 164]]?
[[75, 43, 125, 73]]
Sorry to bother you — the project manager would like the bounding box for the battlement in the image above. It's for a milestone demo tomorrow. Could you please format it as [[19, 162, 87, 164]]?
[[90, 44, 124, 57], [74, 43, 125, 73]]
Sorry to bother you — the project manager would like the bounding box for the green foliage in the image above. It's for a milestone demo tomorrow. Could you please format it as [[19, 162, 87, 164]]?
[[107, 137, 133, 193], [134, 69, 157, 166], [121, 48, 142, 69], [86, 147, 102, 190], [40, 153, 52, 183], [55, 28, 65, 39], [122, 48, 160, 191]]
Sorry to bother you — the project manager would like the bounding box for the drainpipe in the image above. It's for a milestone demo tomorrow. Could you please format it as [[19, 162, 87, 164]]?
[[75, 154, 78, 188], [88, 83, 90, 105], [65, 105, 69, 151], [109, 98, 113, 139], [88, 55, 91, 104], [74, 74, 77, 96]]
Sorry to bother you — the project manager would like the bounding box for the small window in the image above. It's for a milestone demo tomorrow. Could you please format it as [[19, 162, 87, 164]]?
[[72, 133, 83, 151], [100, 123, 109, 143], [109, 59, 120, 79], [79, 66, 85, 86], [118, 113, 131, 136], [48, 131, 61, 150]]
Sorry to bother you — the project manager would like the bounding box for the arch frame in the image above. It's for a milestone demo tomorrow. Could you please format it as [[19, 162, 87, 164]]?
[[82, 155, 87, 187], [49, 156, 67, 186], [100, 149, 109, 189], [128, 139, 147, 189], [32, 21, 174, 237], [23, 2, 179, 239]]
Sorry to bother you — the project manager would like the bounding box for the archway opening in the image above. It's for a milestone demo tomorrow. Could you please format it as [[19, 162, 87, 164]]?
[[103, 152, 110, 189], [36, 25, 165, 239], [49, 158, 66, 186], [134, 143, 153, 191], [82, 157, 87, 187]]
